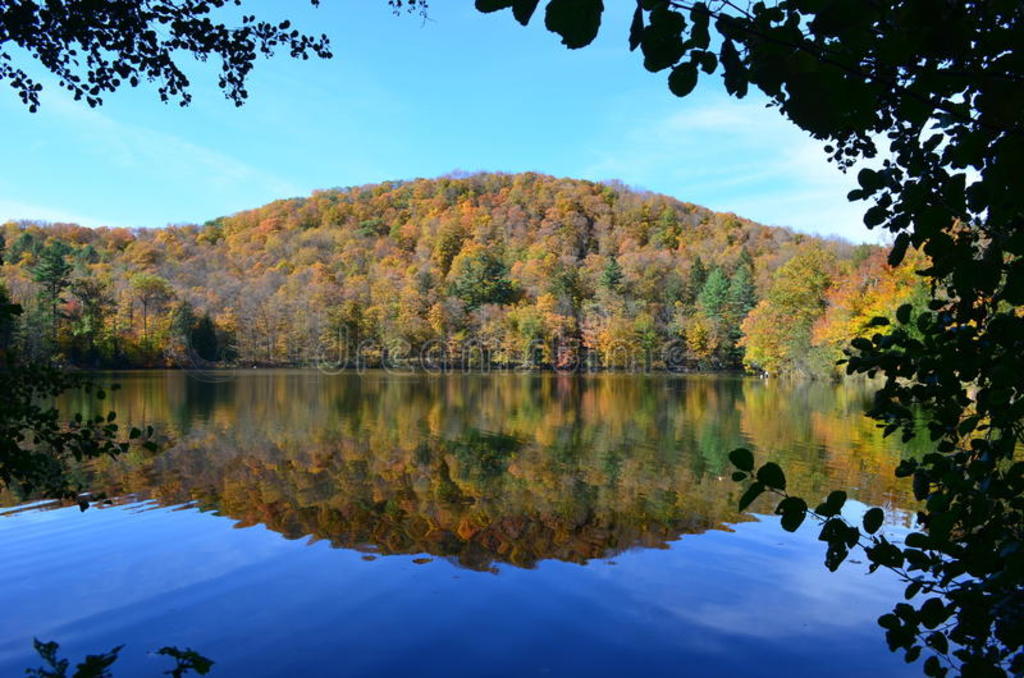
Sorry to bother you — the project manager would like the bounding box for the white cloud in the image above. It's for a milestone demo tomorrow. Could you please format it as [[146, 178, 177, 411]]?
[[583, 96, 884, 244], [46, 94, 302, 200], [0, 91, 303, 227]]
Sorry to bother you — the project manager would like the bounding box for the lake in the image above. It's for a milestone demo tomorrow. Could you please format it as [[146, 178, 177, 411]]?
[[0, 370, 922, 677]]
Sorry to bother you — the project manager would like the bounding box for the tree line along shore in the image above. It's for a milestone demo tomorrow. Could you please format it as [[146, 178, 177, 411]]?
[[0, 172, 927, 377]]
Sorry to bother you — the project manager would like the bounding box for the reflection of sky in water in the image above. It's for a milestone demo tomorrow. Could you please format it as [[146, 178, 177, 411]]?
[[1, 499, 915, 677], [1, 372, 922, 676]]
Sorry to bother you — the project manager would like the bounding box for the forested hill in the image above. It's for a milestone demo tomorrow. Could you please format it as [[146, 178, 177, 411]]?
[[0, 172, 927, 374]]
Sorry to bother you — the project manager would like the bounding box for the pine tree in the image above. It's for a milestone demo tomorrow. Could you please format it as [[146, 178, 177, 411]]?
[[0, 282, 16, 365], [726, 264, 757, 324], [687, 256, 707, 305], [737, 247, 754, 275], [725, 263, 758, 365], [170, 300, 197, 341], [30, 241, 73, 349], [697, 267, 729, 317], [69, 278, 112, 363], [191, 314, 221, 362], [599, 256, 624, 293], [448, 246, 517, 310]]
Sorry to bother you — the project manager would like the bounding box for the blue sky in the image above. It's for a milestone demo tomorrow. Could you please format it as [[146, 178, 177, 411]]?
[[0, 2, 878, 244]]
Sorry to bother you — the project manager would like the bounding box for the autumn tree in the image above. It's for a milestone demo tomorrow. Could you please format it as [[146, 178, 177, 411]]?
[[684, 312, 721, 367], [129, 273, 173, 348], [2, 177, 846, 370], [812, 249, 930, 362], [5, 231, 37, 264], [740, 245, 834, 376]]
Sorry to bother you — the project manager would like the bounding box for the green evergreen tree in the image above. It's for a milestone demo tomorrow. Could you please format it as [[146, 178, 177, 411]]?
[[170, 300, 197, 342], [169, 301, 220, 362], [726, 263, 757, 323], [0, 236, 10, 363], [687, 256, 707, 305], [737, 247, 755, 275], [69, 278, 112, 364], [725, 263, 757, 364], [0, 282, 16, 365], [696, 267, 729, 317], [448, 248, 517, 310], [651, 206, 680, 249], [75, 244, 100, 267], [7, 232, 37, 264], [599, 256, 624, 293], [30, 241, 73, 349], [191, 314, 221, 362]]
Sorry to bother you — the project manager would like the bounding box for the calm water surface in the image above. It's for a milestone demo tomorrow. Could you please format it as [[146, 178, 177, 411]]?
[[1, 371, 923, 677]]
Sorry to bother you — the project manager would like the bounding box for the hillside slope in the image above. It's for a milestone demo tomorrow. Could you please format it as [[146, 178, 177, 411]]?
[[0, 172, 923, 373]]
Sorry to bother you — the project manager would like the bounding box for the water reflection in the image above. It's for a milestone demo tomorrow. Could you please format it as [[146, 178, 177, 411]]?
[[11, 371, 921, 571]]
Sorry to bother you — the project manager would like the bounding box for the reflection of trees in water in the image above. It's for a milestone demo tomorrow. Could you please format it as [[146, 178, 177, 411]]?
[[31, 372, 921, 570]]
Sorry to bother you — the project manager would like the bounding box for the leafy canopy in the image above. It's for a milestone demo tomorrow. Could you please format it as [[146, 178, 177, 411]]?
[[0, 0, 428, 111]]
